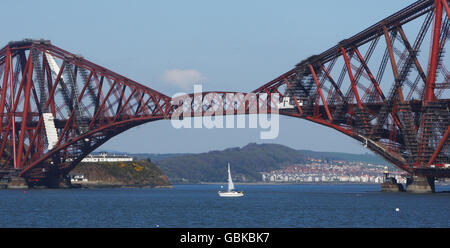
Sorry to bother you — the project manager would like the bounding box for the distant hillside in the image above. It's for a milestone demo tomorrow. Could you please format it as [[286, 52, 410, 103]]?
[[131, 153, 186, 162], [152, 143, 390, 183], [297, 150, 390, 166], [155, 143, 307, 183]]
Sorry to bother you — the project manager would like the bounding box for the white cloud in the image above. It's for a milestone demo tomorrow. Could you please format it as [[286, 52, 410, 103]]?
[[161, 69, 207, 89]]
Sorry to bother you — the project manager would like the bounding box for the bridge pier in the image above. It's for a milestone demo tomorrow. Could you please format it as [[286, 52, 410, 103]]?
[[381, 177, 405, 192], [24, 169, 73, 189], [0, 170, 28, 189], [1, 167, 75, 189], [380, 167, 404, 192], [405, 175, 435, 193], [0, 176, 28, 189], [38, 174, 73, 189]]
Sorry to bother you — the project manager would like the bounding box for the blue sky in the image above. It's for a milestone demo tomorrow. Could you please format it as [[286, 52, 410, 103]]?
[[2, 0, 418, 154]]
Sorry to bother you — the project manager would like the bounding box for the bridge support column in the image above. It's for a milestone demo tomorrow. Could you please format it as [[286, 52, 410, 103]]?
[[0, 176, 28, 189], [406, 175, 435, 193], [26, 170, 73, 189], [0, 170, 28, 189], [8, 176, 28, 189], [43, 173, 72, 188], [381, 177, 405, 192]]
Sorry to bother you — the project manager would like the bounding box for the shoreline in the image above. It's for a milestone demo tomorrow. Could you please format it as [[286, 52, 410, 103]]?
[[194, 181, 450, 186], [70, 182, 174, 189], [199, 182, 385, 185]]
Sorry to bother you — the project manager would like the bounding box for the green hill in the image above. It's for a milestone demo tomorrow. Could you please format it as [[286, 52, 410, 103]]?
[[154, 143, 390, 183], [297, 150, 390, 165], [156, 143, 307, 183]]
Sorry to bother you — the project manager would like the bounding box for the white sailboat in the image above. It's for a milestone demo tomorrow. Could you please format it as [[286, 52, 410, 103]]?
[[218, 163, 244, 197]]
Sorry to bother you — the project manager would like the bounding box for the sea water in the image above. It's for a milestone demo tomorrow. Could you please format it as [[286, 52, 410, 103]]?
[[0, 184, 449, 228]]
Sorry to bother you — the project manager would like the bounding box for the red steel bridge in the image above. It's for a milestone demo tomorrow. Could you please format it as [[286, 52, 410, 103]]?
[[0, 0, 449, 190]]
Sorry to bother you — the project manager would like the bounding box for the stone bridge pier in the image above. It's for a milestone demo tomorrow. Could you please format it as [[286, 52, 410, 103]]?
[[406, 175, 436, 193]]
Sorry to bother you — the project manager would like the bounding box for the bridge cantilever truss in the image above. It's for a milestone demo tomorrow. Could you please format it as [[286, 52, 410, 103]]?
[[0, 0, 449, 187], [0, 40, 174, 185], [253, 0, 450, 176]]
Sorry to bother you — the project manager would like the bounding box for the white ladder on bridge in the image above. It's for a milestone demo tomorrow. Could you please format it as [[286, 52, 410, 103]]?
[[43, 112, 58, 150]]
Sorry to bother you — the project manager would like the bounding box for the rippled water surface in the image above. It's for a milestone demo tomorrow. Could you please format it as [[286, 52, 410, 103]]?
[[1, 184, 449, 227]]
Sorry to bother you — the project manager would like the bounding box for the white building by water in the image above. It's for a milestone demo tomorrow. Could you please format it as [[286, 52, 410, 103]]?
[[81, 152, 133, 163], [70, 174, 88, 182]]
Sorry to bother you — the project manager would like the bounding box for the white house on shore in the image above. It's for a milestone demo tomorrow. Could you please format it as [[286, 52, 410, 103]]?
[[70, 174, 88, 183], [81, 152, 133, 163]]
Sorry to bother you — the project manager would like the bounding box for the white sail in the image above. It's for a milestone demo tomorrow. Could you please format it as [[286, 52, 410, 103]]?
[[218, 162, 243, 197], [227, 163, 235, 191]]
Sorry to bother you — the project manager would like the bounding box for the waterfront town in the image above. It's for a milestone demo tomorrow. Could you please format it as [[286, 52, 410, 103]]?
[[261, 158, 407, 184]]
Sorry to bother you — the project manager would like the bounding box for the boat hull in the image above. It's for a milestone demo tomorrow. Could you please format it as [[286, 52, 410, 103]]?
[[218, 191, 244, 197]]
